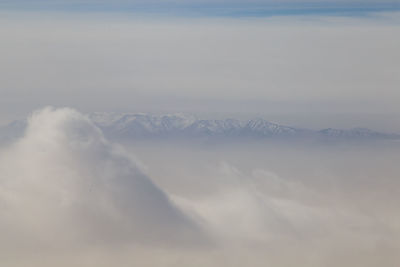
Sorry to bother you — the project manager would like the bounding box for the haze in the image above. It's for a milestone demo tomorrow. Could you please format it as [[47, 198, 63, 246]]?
[[1, 1, 400, 266]]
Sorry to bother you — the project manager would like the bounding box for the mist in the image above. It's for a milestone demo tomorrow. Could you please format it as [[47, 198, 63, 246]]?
[[0, 108, 205, 264], [0, 107, 399, 266]]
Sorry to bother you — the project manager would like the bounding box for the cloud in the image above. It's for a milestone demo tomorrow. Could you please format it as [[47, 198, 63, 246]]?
[[0, 107, 202, 252], [173, 161, 333, 243], [171, 154, 400, 266], [1, 107, 400, 266]]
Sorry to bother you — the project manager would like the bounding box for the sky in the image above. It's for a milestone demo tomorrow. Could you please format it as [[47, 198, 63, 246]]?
[[1, 0, 400, 130], [1, 0, 399, 15]]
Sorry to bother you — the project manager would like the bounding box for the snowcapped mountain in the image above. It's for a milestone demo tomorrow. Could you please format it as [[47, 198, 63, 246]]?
[[90, 113, 197, 138], [88, 113, 311, 138], [87, 113, 399, 140], [1, 112, 399, 142], [243, 118, 307, 136]]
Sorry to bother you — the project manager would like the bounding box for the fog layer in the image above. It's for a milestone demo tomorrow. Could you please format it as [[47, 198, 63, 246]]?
[[0, 107, 399, 266]]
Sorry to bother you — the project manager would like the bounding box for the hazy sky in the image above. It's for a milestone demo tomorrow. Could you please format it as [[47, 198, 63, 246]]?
[[1, 0, 399, 13], [1, 2, 400, 130]]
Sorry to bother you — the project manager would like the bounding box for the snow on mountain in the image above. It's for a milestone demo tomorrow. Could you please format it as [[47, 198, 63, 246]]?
[[243, 118, 306, 136], [91, 113, 197, 137], [1, 112, 399, 142], [88, 113, 399, 140]]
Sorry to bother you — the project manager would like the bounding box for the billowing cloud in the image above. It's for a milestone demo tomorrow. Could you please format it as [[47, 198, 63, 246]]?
[[0, 107, 202, 252]]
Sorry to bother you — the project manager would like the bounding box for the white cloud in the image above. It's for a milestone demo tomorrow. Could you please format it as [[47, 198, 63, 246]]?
[[1, 107, 400, 266], [0, 107, 202, 252]]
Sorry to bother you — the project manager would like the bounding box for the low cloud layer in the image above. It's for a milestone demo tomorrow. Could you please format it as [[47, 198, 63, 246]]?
[[1, 107, 400, 266], [126, 137, 400, 266]]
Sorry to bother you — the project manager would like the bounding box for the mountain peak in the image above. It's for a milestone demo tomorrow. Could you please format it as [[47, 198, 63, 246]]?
[[1, 112, 399, 142]]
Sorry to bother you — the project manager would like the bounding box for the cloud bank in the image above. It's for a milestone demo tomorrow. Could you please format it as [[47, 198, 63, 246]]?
[[0, 107, 201, 253], [1, 107, 400, 266], [125, 139, 400, 267]]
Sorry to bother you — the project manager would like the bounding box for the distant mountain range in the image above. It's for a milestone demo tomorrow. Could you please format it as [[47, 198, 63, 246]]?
[[1, 112, 399, 142]]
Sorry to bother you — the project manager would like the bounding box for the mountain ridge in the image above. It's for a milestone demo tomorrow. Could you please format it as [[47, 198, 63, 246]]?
[[1, 112, 399, 142], [91, 113, 400, 140]]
